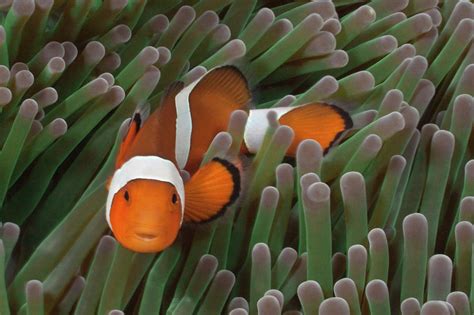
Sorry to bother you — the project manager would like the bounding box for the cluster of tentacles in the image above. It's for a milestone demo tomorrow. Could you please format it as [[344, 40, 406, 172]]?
[[0, 0, 473, 314]]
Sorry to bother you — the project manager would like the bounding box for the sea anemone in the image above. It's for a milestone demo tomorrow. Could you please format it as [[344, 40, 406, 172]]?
[[0, 0, 473, 314]]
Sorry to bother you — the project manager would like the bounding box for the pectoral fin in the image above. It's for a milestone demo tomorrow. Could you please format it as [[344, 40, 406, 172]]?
[[183, 157, 241, 223]]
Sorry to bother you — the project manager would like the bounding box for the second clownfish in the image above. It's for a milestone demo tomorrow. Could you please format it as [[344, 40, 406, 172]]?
[[106, 66, 352, 253]]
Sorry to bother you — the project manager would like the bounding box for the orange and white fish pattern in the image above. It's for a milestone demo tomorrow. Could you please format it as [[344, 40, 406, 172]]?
[[106, 66, 352, 253]]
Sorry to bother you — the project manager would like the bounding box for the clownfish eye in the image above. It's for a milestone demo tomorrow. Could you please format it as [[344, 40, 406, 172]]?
[[172, 193, 177, 204], [124, 190, 130, 201]]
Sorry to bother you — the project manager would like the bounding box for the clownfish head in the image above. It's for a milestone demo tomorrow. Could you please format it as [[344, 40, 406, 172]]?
[[106, 156, 184, 253]]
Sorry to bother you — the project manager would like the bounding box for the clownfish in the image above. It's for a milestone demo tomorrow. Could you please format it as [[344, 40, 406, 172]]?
[[105, 66, 352, 253]]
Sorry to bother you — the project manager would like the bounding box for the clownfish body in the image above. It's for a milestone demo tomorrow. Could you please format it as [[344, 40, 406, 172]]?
[[106, 66, 352, 253]]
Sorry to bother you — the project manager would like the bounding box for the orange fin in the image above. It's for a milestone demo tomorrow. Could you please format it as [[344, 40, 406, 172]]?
[[115, 112, 142, 168], [279, 102, 353, 155], [183, 157, 241, 223], [190, 65, 252, 111]]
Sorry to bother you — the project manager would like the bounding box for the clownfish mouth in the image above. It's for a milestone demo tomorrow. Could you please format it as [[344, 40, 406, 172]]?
[[135, 232, 159, 241]]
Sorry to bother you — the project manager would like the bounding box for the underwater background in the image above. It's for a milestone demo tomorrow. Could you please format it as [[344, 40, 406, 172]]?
[[0, 0, 473, 314]]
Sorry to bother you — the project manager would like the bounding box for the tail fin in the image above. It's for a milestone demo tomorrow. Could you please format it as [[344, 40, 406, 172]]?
[[183, 157, 241, 223], [279, 102, 352, 154], [244, 103, 352, 155]]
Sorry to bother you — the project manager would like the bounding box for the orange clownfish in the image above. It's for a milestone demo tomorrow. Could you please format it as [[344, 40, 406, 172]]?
[[106, 66, 352, 253]]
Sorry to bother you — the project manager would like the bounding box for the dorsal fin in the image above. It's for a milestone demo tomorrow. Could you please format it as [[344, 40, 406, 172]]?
[[115, 112, 142, 168], [190, 65, 252, 110], [113, 81, 186, 168], [161, 81, 185, 108]]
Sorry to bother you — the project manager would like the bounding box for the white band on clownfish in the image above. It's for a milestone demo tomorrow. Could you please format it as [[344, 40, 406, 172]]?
[[174, 74, 206, 170], [244, 107, 296, 153], [106, 156, 185, 230]]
